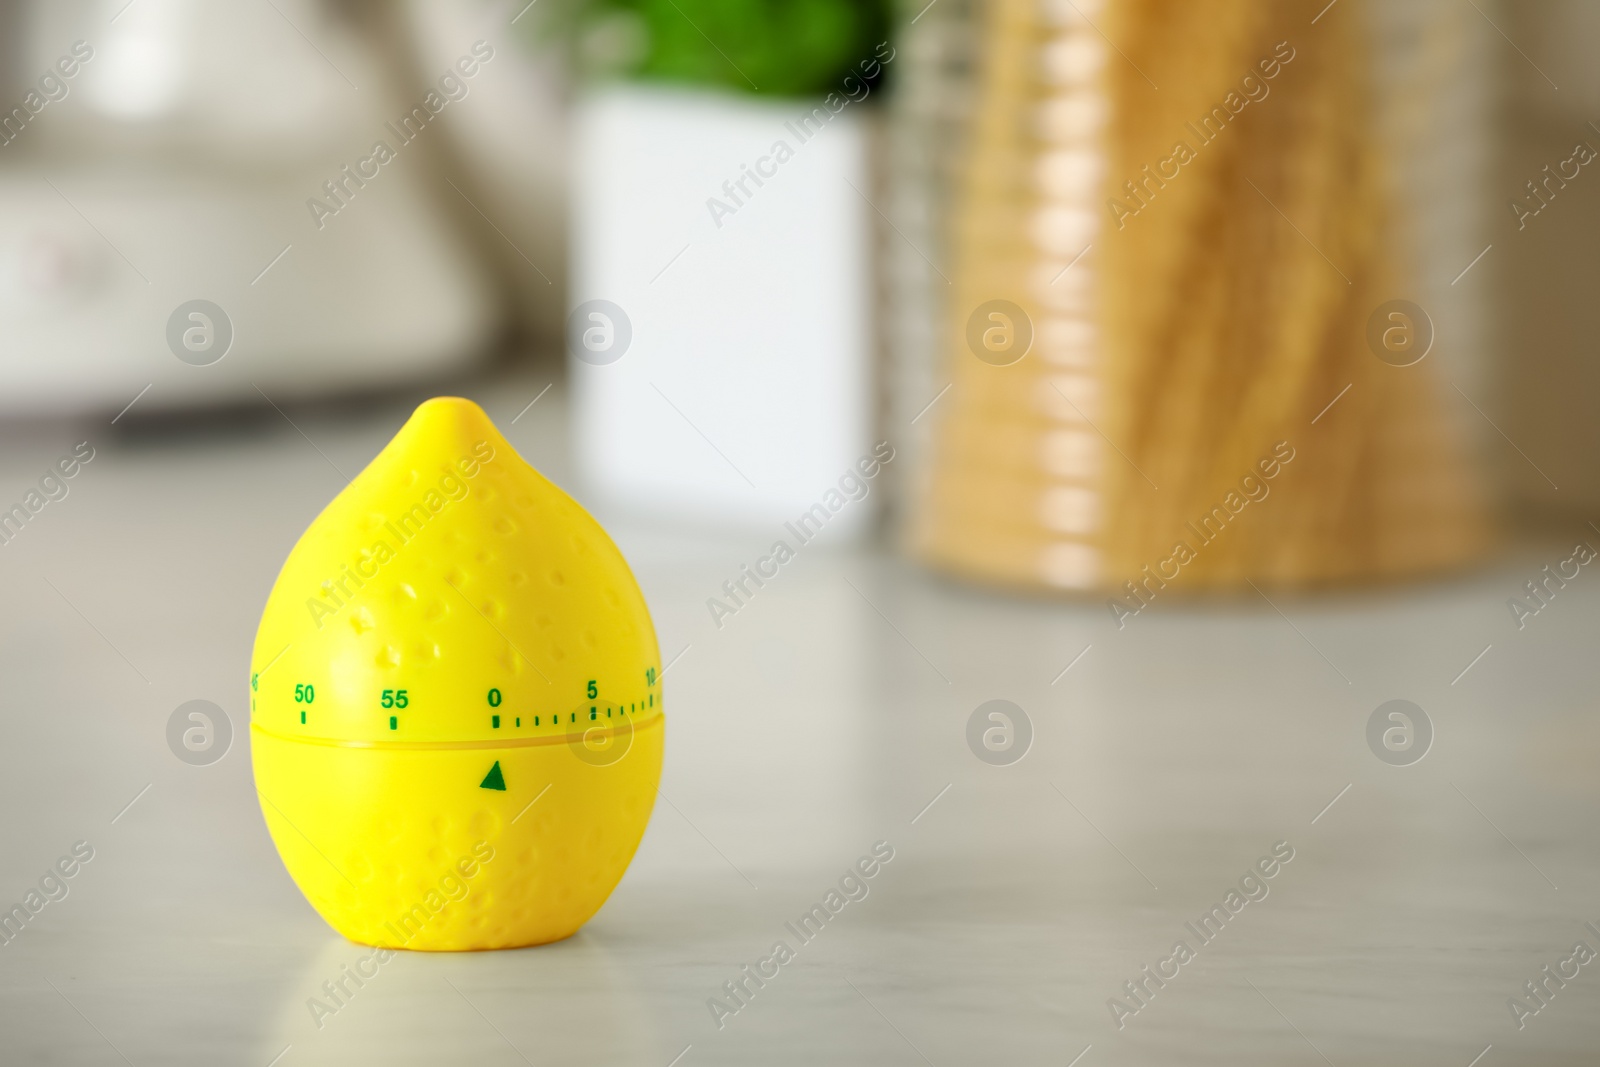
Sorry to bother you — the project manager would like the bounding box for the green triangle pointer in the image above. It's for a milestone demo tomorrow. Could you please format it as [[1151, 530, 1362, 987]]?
[[480, 761, 506, 791]]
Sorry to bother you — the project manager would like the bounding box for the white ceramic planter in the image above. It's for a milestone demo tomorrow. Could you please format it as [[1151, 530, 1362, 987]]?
[[571, 83, 874, 536]]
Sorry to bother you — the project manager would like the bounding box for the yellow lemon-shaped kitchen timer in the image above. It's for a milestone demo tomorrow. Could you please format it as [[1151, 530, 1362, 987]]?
[[250, 397, 662, 951]]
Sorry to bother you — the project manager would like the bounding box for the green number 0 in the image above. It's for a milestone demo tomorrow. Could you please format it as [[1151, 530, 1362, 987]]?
[[488, 688, 502, 707]]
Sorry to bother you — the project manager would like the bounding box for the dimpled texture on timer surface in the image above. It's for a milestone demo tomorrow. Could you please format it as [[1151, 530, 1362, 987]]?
[[250, 397, 663, 951]]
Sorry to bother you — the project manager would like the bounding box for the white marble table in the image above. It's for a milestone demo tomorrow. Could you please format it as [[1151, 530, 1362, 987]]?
[[0, 378, 1595, 1065]]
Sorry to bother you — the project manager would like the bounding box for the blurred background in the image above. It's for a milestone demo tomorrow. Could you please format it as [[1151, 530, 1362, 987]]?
[[2, 0, 1595, 549], [3, 0, 1600, 1063]]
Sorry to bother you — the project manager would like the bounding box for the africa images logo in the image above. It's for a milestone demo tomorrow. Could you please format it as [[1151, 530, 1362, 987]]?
[[305, 441, 496, 629]]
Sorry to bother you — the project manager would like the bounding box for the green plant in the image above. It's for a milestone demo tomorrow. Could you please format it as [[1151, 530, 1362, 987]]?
[[558, 0, 893, 97]]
